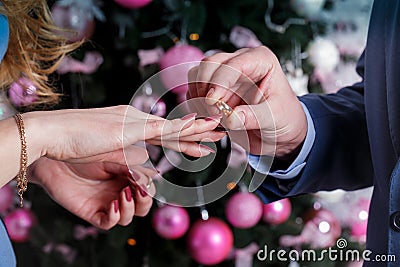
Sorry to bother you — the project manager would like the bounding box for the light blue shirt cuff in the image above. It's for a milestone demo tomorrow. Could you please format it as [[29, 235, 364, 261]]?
[[248, 102, 315, 179]]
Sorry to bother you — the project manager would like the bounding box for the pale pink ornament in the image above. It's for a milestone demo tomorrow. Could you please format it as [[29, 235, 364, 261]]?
[[114, 0, 152, 9], [51, 4, 95, 42], [227, 242, 259, 267], [138, 47, 164, 67], [263, 198, 292, 225], [159, 44, 204, 98], [187, 218, 233, 266], [73, 225, 99, 240], [57, 52, 104, 75], [152, 205, 190, 240], [131, 95, 166, 117], [225, 192, 263, 229], [314, 62, 361, 94], [280, 209, 341, 249], [0, 184, 14, 213], [4, 208, 36, 242], [9, 77, 38, 106]]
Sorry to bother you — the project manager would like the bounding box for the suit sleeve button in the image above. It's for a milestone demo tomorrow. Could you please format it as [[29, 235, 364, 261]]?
[[390, 211, 400, 231]]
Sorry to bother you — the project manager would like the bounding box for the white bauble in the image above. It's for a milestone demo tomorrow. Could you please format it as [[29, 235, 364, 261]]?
[[290, 0, 326, 20], [307, 38, 340, 72]]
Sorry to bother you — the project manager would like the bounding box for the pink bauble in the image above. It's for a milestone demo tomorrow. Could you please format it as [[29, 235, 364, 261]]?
[[4, 209, 36, 243], [350, 199, 370, 240], [9, 77, 38, 106], [187, 218, 233, 265], [51, 4, 95, 42], [225, 192, 263, 228], [152, 205, 190, 240], [114, 0, 152, 9], [263, 198, 292, 225], [0, 184, 14, 212], [159, 44, 204, 95]]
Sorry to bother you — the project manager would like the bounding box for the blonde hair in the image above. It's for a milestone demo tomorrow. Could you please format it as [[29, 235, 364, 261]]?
[[0, 0, 81, 106]]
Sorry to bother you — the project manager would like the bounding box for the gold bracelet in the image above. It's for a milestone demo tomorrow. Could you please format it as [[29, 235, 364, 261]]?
[[14, 113, 28, 207]]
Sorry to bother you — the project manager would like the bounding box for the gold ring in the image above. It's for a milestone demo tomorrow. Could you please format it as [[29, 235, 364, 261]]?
[[215, 100, 233, 116]]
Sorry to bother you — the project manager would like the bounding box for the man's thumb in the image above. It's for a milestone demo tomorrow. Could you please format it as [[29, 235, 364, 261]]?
[[226, 102, 273, 131]]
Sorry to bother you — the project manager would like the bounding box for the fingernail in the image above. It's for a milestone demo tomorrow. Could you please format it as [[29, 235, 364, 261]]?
[[113, 200, 119, 213], [139, 185, 148, 197], [205, 114, 223, 122], [182, 113, 197, 120], [199, 144, 216, 154], [207, 88, 215, 98], [124, 187, 132, 202]]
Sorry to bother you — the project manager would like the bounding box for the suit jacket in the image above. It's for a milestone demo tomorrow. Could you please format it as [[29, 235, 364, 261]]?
[[258, 0, 400, 266]]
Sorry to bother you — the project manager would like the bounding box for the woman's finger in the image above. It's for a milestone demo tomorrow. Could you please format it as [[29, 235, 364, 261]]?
[[92, 200, 120, 230], [147, 139, 217, 157], [133, 185, 153, 217], [118, 186, 135, 226]]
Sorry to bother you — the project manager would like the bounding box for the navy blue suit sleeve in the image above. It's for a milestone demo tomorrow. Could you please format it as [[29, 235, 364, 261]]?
[[256, 51, 374, 203]]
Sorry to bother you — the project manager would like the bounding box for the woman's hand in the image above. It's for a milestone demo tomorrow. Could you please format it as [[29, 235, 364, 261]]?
[[23, 105, 225, 165], [29, 156, 154, 230], [21, 105, 224, 229]]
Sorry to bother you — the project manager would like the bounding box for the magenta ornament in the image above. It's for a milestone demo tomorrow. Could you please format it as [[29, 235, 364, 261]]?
[[159, 44, 204, 96], [263, 198, 292, 225], [350, 198, 370, 242], [114, 0, 152, 9], [0, 184, 14, 213], [152, 205, 190, 240], [4, 208, 36, 242], [8, 77, 38, 106], [225, 192, 263, 229], [51, 3, 95, 42], [187, 218, 233, 265]]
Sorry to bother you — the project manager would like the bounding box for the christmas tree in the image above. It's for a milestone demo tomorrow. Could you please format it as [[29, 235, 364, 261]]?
[[0, 0, 374, 266]]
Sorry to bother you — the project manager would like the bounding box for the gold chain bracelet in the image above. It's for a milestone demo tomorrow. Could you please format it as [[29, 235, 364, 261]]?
[[14, 113, 28, 207]]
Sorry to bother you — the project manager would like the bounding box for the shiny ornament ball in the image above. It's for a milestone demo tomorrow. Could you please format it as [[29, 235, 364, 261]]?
[[0, 184, 14, 212], [350, 198, 370, 241], [159, 44, 204, 95], [307, 38, 340, 72], [225, 192, 263, 228], [290, 0, 326, 20], [8, 77, 37, 106], [187, 218, 233, 265], [114, 0, 152, 9], [152, 205, 190, 240], [4, 209, 36, 242], [263, 198, 292, 225], [51, 4, 95, 42]]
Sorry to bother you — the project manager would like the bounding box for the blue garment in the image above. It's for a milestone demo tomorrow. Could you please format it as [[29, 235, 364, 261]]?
[[253, 0, 400, 266], [0, 11, 16, 267], [0, 11, 8, 65], [0, 220, 16, 267]]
